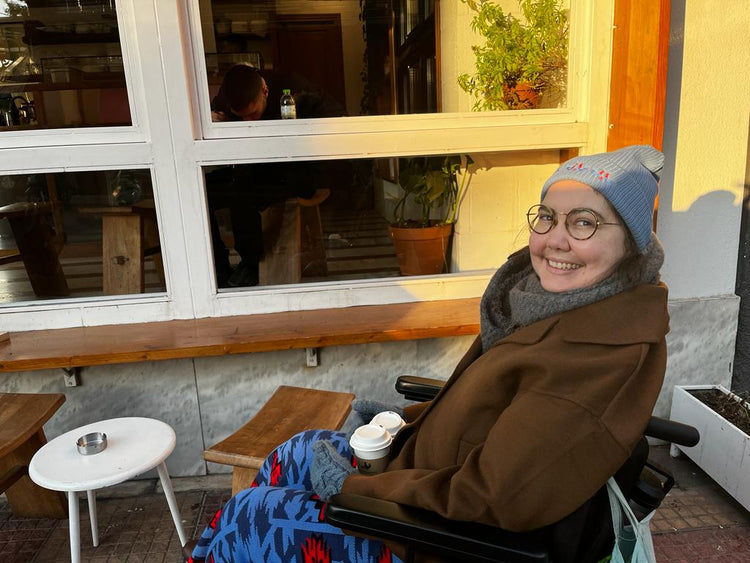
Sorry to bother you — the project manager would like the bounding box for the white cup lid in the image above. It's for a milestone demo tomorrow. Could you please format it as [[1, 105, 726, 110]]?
[[371, 411, 406, 436], [349, 423, 392, 452]]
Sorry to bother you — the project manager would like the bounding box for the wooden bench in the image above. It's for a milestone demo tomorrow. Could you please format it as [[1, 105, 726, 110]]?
[[203, 386, 355, 494], [0, 392, 67, 518], [0, 201, 69, 297], [0, 298, 480, 373]]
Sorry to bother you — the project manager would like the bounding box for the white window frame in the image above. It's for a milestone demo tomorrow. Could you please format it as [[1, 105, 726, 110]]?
[[176, 0, 614, 320], [0, 0, 194, 331], [0, 0, 615, 331]]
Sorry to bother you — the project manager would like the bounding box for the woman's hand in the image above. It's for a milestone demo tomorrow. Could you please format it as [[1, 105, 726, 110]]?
[[351, 399, 405, 424], [310, 440, 355, 501]]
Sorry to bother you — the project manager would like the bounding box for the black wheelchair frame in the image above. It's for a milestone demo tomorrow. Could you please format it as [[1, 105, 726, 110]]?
[[324, 376, 699, 563]]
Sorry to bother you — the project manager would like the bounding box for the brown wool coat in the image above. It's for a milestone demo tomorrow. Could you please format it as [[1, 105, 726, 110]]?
[[342, 283, 669, 532]]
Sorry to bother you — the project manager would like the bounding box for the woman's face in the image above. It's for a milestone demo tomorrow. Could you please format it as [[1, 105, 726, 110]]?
[[529, 180, 629, 292]]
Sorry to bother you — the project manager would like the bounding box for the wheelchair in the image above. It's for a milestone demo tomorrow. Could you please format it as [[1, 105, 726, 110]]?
[[324, 376, 700, 563]]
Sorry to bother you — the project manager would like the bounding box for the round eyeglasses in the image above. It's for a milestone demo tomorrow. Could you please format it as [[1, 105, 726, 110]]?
[[526, 204, 620, 240]]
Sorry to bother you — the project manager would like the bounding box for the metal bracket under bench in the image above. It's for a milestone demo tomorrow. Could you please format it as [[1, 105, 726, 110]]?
[[0, 298, 480, 374]]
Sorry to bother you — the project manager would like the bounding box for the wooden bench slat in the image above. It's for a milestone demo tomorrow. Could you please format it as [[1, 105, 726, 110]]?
[[0, 298, 480, 372], [204, 386, 355, 469], [0, 393, 66, 458], [0, 392, 67, 518]]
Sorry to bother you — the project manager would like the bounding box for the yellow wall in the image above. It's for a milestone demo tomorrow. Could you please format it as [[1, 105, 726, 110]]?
[[669, 1, 750, 213], [658, 0, 750, 298], [453, 150, 562, 270], [441, 1, 587, 271]]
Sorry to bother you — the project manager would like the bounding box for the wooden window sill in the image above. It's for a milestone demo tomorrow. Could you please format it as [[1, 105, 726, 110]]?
[[0, 298, 479, 373]]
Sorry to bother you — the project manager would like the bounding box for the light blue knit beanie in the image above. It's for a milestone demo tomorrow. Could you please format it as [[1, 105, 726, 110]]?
[[540, 145, 664, 252]]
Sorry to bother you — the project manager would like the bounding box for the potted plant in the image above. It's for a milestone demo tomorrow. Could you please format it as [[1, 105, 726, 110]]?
[[670, 384, 750, 512], [457, 0, 569, 110], [389, 154, 474, 276]]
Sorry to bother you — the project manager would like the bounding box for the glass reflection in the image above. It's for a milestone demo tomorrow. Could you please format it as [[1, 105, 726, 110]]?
[[200, 0, 569, 119], [0, 169, 164, 305], [0, 0, 129, 130], [204, 154, 477, 290]]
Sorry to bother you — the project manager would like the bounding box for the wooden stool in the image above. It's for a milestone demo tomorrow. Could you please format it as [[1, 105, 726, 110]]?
[[260, 189, 330, 285], [0, 392, 67, 518], [80, 199, 163, 295], [0, 202, 69, 297], [203, 385, 354, 494]]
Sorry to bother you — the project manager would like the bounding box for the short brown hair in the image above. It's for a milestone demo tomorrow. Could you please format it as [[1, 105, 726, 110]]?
[[219, 65, 264, 112]]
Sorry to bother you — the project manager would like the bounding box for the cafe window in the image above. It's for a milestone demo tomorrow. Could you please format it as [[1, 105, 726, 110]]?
[[201, 149, 559, 291], [195, 0, 571, 122], [0, 0, 609, 330], [192, 0, 577, 292], [0, 0, 130, 130], [0, 168, 164, 305]]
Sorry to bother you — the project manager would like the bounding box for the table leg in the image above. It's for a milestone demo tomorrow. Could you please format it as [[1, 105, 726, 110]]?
[[157, 462, 186, 546], [68, 490, 81, 563], [87, 489, 99, 547]]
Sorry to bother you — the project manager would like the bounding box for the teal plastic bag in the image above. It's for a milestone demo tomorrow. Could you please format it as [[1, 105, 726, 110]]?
[[606, 477, 657, 563]]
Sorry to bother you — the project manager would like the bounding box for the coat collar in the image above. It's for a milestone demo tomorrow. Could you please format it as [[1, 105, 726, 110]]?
[[498, 283, 669, 347]]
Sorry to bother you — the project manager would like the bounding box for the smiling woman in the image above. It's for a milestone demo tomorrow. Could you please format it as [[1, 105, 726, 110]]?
[[189, 145, 673, 563], [529, 181, 630, 292]]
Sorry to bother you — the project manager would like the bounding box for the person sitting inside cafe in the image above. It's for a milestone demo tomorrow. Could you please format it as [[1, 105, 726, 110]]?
[[189, 145, 670, 562], [206, 64, 344, 287]]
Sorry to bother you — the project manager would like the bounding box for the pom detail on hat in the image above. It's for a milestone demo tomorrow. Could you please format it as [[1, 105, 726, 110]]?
[[540, 145, 664, 252]]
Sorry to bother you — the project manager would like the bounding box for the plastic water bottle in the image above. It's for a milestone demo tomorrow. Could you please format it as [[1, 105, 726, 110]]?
[[280, 89, 296, 119]]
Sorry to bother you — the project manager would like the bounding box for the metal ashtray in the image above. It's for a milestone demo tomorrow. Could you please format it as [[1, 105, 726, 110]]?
[[76, 432, 107, 455]]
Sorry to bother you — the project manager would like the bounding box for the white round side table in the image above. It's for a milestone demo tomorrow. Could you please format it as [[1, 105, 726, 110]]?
[[29, 417, 187, 563]]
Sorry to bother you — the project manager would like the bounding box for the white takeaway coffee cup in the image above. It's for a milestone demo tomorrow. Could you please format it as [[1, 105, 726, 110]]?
[[349, 423, 392, 475], [371, 411, 406, 437]]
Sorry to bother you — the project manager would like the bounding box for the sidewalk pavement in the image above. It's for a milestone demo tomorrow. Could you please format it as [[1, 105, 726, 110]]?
[[1, 445, 748, 562], [649, 446, 750, 562]]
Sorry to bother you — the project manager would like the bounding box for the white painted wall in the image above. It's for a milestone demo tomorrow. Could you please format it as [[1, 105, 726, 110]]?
[[658, 0, 750, 299]]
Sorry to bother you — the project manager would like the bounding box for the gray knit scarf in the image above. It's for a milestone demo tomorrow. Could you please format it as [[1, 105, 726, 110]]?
[[479, 235, 665, 352]]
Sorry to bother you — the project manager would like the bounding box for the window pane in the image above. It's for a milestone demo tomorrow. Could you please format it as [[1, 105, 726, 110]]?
[[0, 168, 164, 305], [198, 0, 570, 121], [203, 153, 498, 290], [0, 0, 130, 130]]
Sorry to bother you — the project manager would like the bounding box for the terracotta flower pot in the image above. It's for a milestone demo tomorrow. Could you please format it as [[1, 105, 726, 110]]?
[[502, 82, 541, 110], [388, 222, 453, 276]]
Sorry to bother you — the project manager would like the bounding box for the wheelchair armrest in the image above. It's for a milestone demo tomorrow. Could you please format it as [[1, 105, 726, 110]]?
[[645, 416, 700, 447], [395, 375, 445, 402], [324, 493, 549, 563]]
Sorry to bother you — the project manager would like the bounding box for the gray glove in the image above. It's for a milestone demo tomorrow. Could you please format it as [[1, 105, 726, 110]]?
[[351, 398, 405, 425], [310, 440, 356, 501]]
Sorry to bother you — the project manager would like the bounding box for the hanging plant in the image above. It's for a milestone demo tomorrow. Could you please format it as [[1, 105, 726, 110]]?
[[457, 0, 569, 111]]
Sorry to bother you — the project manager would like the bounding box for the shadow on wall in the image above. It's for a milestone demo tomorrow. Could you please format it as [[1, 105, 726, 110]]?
[[658, 188, 744, 395], [734, 183, 750, 393], [659, 189, 740, 296]]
